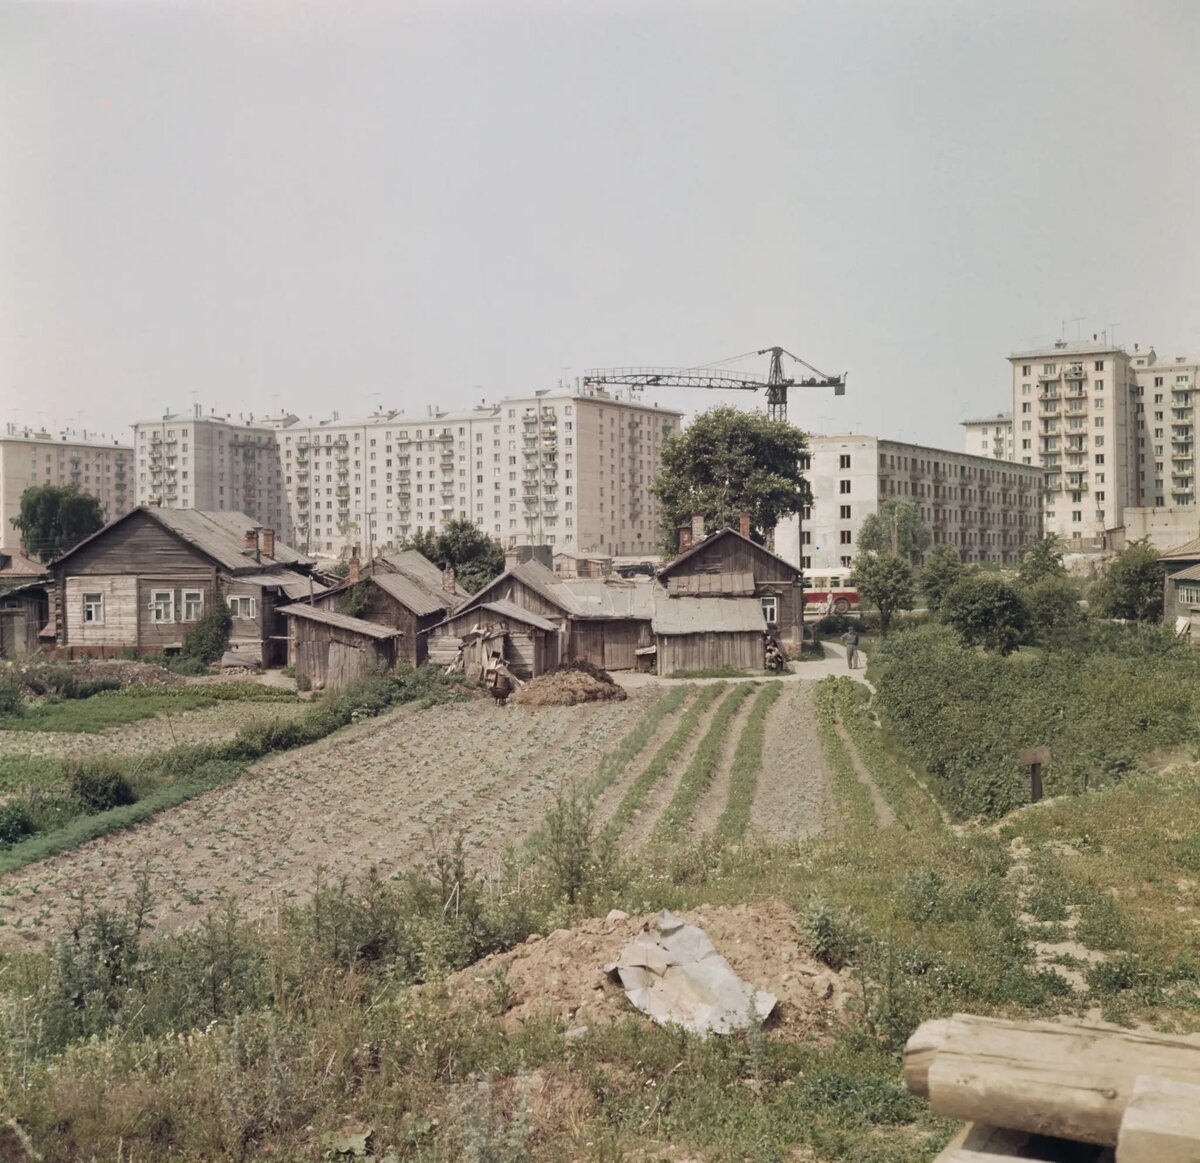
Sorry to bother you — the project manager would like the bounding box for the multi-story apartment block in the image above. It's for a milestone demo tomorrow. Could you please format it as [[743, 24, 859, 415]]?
[[961, 412, 1015, 461], [775, 435, 1043, 571], [1, 424, 134, 546], [136, 389, 681, 558], [132, 409, 288, 538], [1128, 347, 1198, 510], [273, 387, 680, 557]]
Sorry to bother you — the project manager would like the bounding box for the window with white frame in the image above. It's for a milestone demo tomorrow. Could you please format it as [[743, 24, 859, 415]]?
[[82, 592, 104, 624], [760, 594, 778, 625], [150, 590, 174, 622], [1178, 584, 1200, 606], [228, 595, 257, 619], [182, 590, 203, 621]]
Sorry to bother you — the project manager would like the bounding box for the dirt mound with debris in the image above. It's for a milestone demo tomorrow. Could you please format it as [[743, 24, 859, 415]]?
[[20, 660, 186, 687], [510, 669, 628, 707], [445, 899, 850, 1038]]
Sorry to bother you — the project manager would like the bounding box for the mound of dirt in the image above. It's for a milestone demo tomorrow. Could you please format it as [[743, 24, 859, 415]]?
[[50, 661, 185, 687], [510, 669, 628, 707], [446, 899, 850, 1038]]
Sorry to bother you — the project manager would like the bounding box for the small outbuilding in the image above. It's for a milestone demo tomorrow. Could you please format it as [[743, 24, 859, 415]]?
[[651, 595, 767, 676], [427, 599, 561, 681], [1159, 536, 1200, 643], [278, 603, 404, 691], [0, 581, 49, 658]]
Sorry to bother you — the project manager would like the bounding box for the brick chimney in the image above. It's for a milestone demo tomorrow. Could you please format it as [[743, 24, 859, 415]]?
[[442, 565, 457, 594], [739, 512, 751, 539], [678, 525, 693, 554], [260, 528, 275, 560], [691, 512, 706, 544], [349, 546, 360, 585], [244, 528, 258, 552]]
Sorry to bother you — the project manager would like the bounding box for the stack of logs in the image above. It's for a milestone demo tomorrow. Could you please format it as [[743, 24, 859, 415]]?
[[904, 1014, 1200, 1163]]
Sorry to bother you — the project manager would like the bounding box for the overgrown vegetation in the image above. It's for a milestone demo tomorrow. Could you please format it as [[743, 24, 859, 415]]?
[[715, 681, 783, 841], [183, 601, 234, 664]]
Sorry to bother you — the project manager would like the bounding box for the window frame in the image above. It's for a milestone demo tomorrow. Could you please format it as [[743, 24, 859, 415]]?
[[228, 595, 258, 619], [150, 590, 175, 623], [82, 592, 104, 625], [182, 589, 204, 622], [760, 594, 779, 626]]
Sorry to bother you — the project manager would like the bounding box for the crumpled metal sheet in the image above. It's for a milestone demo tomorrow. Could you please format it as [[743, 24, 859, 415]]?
[[604, 910, 777, 1036]]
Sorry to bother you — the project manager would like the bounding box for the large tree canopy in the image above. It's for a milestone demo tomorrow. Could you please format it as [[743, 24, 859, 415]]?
[[856, 500, 932, 560], [10, 484, 105, 563], [404, 519, 504, 594], [651, 406, 809, 556], [851, 552, 915, 636], [1089, 541, 1164, 623]]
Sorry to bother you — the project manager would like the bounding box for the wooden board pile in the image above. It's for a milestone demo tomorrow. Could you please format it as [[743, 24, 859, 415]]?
[[904, 1014, 1200, 1163]]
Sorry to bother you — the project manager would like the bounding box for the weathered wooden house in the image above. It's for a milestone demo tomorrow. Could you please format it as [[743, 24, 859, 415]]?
[[48, 507, 324, 665], [651, 594, 767, 675], [427, 559, 656, 675], [1160, 536, 1200, 642], [278, 603, 404, 691], [657, 526, 804, 642], [427, 599, 560, 680], [311, 549, 467, 665], [553, 551, 612, 579], [0, 549, 50, 658]]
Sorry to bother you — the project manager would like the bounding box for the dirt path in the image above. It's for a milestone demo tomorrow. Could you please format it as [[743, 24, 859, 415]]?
[[749, 683, 833, 840], [0, 692, 656, 948], [0, 702, 310, 760], [591, 689, 698, 827], [832, 714, 895, 827], [689, 686, 761, 835]]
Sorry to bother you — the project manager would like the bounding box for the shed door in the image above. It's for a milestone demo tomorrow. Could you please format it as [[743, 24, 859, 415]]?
[[326, 641, 370, 692], [506, 632, 536, 679]]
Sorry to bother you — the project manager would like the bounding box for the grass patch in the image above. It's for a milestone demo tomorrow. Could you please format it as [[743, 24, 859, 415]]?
[[715, 681, 783, 842], [652, 683, 754, 841], [816, 680, 877, 829], [604, 683, 725, 837], [668, 667, 766, 679]]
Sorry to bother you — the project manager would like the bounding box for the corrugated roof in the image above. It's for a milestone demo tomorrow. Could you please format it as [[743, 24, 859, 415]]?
[[479, 600, 559, 632], [651, 595, 767, 636], [561, 578, 657, 619], [1167, 563, 1200, 582], [1160, 535, 1200, 560], [372, 571, 450, 617], [666, 571, 755, 598], [237, 570, 329, 600], [277, 603, 403, 639]]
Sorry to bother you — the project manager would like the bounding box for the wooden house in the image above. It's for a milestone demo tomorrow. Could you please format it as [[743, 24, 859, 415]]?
[[657, 526, 804, 642], [553, 551, 612, 579], [0, 549, 50, 658], [1160, 536, 1200, 642], [278, 603, 403, 691], [311, 549, 467, 665], [651, 594, 767, 676], [427, 559, 656, 674], [428, 599, 560, 680], [48, 507, 324, 665]]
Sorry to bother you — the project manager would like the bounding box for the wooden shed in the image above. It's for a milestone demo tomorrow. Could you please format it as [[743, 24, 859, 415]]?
[[651, 595, 766, 676], [427, 599, 560, 681], [0, 582, 49, 658], [560, 578, 656, 671], [279, 603, 403, 691]]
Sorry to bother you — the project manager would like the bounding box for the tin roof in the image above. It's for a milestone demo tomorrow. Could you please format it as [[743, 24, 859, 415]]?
[[665, 570, 755, 598], [371, 571, 450, 618], [237, 570, 329, 600], [478, 600, 559, 632], [651, 595, 767, 636], [1167, 563, 1200, 582], [1159, 535, 1200, 561], [277, 603, 403, 639], [559, 578, 657, 619]]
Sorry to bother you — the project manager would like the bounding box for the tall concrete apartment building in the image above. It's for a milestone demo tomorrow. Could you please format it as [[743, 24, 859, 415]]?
[[774, 435, 1043, 571], [961, 412, 1015, 461], [136, 388, 681, 557], [1, 424, 134, 547], [133, 409, 288, 537]]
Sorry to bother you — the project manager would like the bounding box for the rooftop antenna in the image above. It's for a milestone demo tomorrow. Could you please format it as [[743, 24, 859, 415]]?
[[1108, 323, 1119, 348], [1071, 315, 1085, 341]]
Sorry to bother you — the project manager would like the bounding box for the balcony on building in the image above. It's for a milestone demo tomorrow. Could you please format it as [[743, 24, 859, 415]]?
[[1063, 363, 1085, 379]]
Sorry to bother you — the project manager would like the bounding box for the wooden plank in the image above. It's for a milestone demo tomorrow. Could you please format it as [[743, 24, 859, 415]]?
[[905, 1015, 1200, 1148], [1117, 1076, 1200, 1163], [933, 1122, 1111, 1163]]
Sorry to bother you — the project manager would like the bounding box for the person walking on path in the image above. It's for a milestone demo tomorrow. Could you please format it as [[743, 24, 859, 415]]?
[[840, 626, 860, 670]]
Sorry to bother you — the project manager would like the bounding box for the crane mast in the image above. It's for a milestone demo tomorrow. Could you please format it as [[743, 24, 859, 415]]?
[[582, 345, 846, 422]]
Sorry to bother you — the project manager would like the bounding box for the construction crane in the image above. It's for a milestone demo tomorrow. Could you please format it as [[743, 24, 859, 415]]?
[[582, 345, 846, 422]]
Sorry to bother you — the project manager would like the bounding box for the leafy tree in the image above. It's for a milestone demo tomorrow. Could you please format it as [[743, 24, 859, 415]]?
[[856, 500, 932, 561], [1017, 535, 1067, 587], [10, 484, 105, 562], [918, 545, 965, 613], [404, 519, 504, 594], [850, 553, 915, 636], [1089, 541, 1165, 623], [1024, 574, 1084, 639], [651, 406, 809, 556], [940, 574, 1030, 656]]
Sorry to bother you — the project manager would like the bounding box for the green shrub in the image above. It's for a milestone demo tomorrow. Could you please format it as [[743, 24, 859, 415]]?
[[802, 896, 866, 970], [940, 574, 1030, 655], [182, 601, 232, 664], [0, 670, 23, 717], [0, 800, 34, 846], [65, 758, 136, 814]]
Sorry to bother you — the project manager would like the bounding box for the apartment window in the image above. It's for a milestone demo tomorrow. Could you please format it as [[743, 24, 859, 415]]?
[[1095, 454, 1105, 465], [839, 555, 852, 568], [1022, 384, 1031, 395], [839, 454, 851, 469], [1094, 380, 1103, 391], [801, 555, 812, 569], [801, 530, 812, 545], [82, 592, 104, 624], [839, 479, 851, 494], [1095, 491, 1105, 502], [1043, 364, 1056, 374], [150, 590, 174, 622], [839, 504, 851, 519], [1021, 421, 1031, 432], [1094, 417, 1104, 428], [1072, 511, 1082, 522], [1022, 365, 1031, 376], [840, 530, 852, 544], [228, 596, 257, 619], [1021, 402, 1031, 413], [1094, 436, 1104, 447], [182, 590, 203, 621], [1022, 439, 1031, 449], [1094, 360, 1105, 372], [760, 594, 778, 626]]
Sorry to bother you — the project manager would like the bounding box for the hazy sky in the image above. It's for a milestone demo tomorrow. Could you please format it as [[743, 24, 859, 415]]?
[[3, 0, 1198, 449]]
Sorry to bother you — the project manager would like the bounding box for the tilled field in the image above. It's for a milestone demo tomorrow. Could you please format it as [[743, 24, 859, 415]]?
[[0, 678, 834, 947]]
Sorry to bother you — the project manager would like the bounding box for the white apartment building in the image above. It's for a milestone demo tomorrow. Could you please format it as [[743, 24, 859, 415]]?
[[137, 389, 682, 558], [1128, 346, 1198, 510], [1, 424, 134, 546], [133, 408, 288, 538], [775, 435, 1043, 571], [961, 412, 1015, 461]]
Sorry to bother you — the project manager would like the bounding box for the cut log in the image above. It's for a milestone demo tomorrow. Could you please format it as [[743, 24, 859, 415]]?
[[1117, 1075, 1200, 1163], [904, 1014, 1200, 1147], [933, 1121, 1111, 1163]]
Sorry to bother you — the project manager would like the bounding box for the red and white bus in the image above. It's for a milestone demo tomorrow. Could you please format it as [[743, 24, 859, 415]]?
[[802, 568, 860, 615]]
